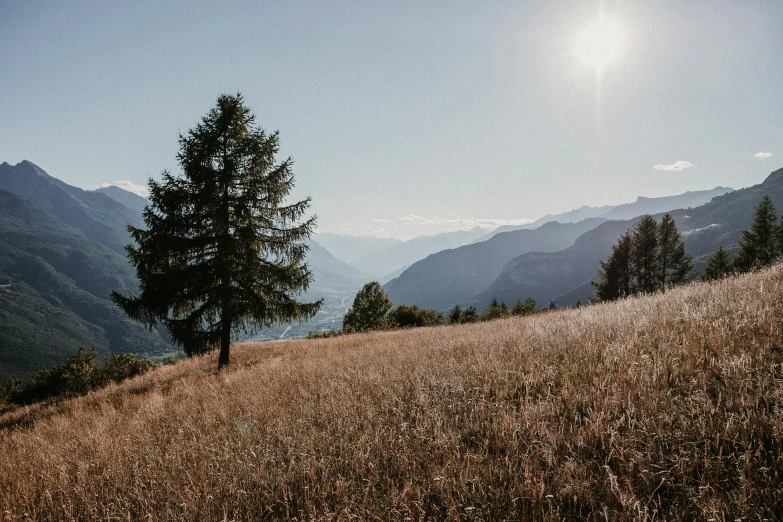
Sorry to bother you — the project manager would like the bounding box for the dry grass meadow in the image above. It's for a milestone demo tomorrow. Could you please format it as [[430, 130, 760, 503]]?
[[3, 266, 783, 521]]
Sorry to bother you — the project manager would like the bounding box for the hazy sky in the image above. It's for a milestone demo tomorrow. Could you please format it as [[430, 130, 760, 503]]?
[[1, 1, 781, 238]]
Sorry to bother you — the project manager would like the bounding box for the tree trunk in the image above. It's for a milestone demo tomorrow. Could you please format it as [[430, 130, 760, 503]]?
[[218, 313, 231, 369]]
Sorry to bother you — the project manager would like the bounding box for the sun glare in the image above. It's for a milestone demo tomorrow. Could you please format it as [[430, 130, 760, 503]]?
[[575, 15, 625, 71]]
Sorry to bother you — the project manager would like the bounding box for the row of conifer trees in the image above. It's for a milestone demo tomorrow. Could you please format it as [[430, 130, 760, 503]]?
[[702, 195, 782, 280], [591, 213, 693, 301], [593, 195, 782, 302]]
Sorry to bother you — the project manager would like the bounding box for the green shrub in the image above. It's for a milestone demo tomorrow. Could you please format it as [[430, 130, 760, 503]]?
[[343, 282, 394, 333], [0, 378, 22, 414], [1, 347, 157, 412], [388, 304, 444, 328], [511, 297, 537, 316], [460, 306, 479, 323], [22, 347, 104, 402], [103, 353, 155, 383], [481, 299, 510, 321], [307, 330, 342, 339]]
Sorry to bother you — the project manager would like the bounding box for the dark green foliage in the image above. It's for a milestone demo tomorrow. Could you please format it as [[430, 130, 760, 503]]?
[[592, 231, 632, 302], [113, 94, 320, 368], [306, 330, 342, 339], [1, 348, 156, 412], [27, 347, 104, 400], [448, 305, 462, 324], [702, 246, 734, 281], [548, 300, 557, 310], [631, 215, 660, 293], [102, 353, 155, 384], [0, 378, 21, 413], [511, 297, 537, 316], [460, 306, 479, 323], [342, 282, 393, 333], [735, 195, 779, 270], [592, 214, 692, 302], [388, 304, 444, 328], [657, 213, 693, 288], [482, 299, 510, 321]]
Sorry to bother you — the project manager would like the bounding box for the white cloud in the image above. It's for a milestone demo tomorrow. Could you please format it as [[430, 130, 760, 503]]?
[[653, 161, 694, 172], [397, 214, 533, 228], [755, 152, 773, 159], [372, 218, 391, 223], [97, 180, 150, 197]]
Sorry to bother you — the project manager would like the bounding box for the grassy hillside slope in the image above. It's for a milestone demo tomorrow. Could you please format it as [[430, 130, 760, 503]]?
[[2, 266, 783, 520]]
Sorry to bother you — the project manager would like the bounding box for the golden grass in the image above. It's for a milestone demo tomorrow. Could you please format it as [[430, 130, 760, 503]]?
[[3, 266, 783, 521]]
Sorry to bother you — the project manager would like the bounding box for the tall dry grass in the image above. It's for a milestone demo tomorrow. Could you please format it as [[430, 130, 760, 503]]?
[[2, 266, 783, 521]]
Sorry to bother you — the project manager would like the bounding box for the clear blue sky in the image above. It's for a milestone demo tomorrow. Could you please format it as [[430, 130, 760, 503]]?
[[1, 1, 781, 238]]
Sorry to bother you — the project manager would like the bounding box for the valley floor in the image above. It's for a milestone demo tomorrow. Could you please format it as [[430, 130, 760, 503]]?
[[2, 266, 783, 520]]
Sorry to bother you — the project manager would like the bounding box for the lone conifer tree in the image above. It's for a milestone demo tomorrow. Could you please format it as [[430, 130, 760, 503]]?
[[702, 246, 733, 281], [113, 94, 320, 369], [657, 213, 693, 288], [735, 195, 778, 270]]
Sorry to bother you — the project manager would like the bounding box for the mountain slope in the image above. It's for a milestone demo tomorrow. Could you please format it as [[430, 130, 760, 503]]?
[[600, 187, 733, 220], [355, 227, 490, 278], [383, 219, 607, 310], [305, 240, 370, 295], [314, 233, 402, 265], [0, 190, 172, 379], [476, 168, 782, 308], [93, 185, 149, 214], [476, 186, 733, 242], [0, 161, 142, 255]]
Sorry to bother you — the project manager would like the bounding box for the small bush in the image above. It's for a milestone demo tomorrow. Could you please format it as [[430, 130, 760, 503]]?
[[307, 330, 342, 339], [511, 297, 537, 316], [481, 299, 509, 321], [388, 304, 444, 328], [1, 348, 157, 411], [103, 353, 156, 384]]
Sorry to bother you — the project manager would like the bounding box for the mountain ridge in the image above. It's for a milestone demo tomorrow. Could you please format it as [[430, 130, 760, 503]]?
[[475, 186, 733, 242], [383, 218, 608, 311], [473, 169, 781, 309]]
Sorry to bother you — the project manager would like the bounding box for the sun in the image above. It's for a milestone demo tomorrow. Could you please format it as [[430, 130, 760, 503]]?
[[574, 14, 625, 71]]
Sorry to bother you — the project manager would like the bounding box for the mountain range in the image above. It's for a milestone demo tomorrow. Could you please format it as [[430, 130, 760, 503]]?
[[382, 179, 780, 313], [94, 185, 150, 214], [0, 161, 145, 255], [383, 219, 608, 311], [0, 188, 172, 379], [475, 186, 733, 242], [470, 169, 783, 310]]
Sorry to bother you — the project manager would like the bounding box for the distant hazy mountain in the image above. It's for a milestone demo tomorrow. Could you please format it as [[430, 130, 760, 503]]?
[[305, 239, 370, 296], [599, 187, 734, 220], [475, 187, 733, 242], [0, 161, 143, 255], [0, 189, 171, 379], [474, 170, 780, 309], [94, 185, 149, 214], [383, 219, 607, 311], [355, 227, 490, 278], [314, 233, 402, 266]]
